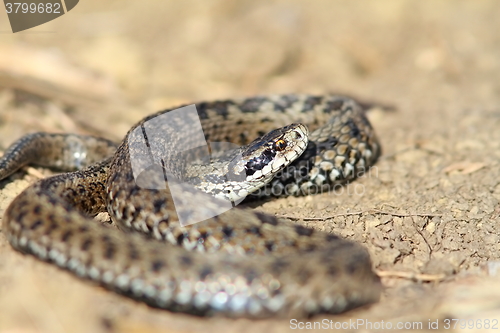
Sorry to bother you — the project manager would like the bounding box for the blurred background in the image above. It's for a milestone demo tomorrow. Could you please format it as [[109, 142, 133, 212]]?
[[1, 1, 500, 333], [1, 0, 499, 139]]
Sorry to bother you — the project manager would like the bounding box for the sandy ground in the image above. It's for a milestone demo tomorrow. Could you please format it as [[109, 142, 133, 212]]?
[[1, 1, 500, 332]]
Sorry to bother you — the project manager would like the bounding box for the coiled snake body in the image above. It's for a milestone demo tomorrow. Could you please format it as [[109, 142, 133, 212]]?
[[0, 94, 381, 318]]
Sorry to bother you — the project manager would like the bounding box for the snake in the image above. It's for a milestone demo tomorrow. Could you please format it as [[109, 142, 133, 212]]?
[[0, 94, 382, 318]]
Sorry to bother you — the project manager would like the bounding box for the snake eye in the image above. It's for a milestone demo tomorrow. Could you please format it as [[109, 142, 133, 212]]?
[[273, 139, 287, 151]]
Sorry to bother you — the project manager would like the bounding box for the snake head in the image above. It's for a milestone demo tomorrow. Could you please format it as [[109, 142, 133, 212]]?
[[191, 124, 309, 203], [223, 123, 309, 199]]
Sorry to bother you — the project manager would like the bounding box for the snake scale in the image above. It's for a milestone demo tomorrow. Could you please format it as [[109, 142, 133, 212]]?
[[0, 94, 382, 318]]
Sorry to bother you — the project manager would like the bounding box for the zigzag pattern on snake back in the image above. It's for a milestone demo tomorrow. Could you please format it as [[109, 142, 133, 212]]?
[[0, 94, 382, 318]]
